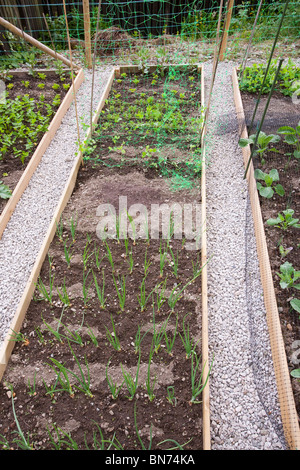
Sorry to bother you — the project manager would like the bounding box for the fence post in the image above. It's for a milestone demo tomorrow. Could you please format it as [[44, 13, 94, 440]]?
[[83, 0, 92, 68], [219, 0, 234, 61]]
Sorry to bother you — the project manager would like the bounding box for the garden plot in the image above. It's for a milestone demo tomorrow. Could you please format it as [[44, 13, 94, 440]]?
[[0, 66, 209, 450], [0, 68, 72, 214], [238, 62, 300, 424]]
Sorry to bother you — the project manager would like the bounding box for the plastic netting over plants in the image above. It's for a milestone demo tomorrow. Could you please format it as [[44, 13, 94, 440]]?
[[83, 65, 204, 192]]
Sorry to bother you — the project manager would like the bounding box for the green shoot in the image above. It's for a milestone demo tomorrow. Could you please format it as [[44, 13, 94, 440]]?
[[92, 269, 106, 309], [145, 345, 156, 401], [190, 352, 213, 405], [164, 314, 178, 355], [112, 273, 127, 312], [106, 359, 124, 399], [166, 385, 177, 406], [121, 352, 141, 400], [105, 315, 121, 351], [179, 313, 198, 359]]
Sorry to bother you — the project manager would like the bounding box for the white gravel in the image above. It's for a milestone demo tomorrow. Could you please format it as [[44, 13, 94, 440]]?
[[203, 61, 288, 450], [0, 66, 114, 347]]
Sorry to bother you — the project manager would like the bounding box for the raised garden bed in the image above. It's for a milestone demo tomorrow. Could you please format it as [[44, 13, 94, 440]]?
[[233, 67, 300, 448], [0, 68, 77, 215], [0, 66, 210, 450]]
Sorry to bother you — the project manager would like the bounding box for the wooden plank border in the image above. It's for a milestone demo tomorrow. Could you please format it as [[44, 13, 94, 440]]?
[[0, 67, 115, 381], [199, 64, 210, 451], [232, 66, 300, 451], [0, 68, 85, 241]]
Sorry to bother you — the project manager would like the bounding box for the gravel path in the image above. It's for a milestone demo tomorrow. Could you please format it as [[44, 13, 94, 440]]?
[[0, 66, 114, 348], [203, 61, 288, 450]]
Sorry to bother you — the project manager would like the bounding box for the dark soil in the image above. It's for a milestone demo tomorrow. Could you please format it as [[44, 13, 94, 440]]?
[[241, 90, 300, 418], [0, 69, 206, 450], [0, 70, 71, 214]]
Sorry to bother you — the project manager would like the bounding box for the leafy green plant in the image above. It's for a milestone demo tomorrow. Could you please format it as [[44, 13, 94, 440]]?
[[277, 262, 300, 290], [239, 131, 280, 164], [290, 298, 300, 316], [254, 168, 285, 199], [267, 209, 300, 230], [277, 122, 300, 160], [0, 181, 12, 200]]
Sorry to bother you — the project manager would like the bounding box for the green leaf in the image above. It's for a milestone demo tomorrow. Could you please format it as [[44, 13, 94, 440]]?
[[284, 134, 298, 146], [238, 138, 252, 148], [269, 169, 279, 182], [254, 169, 265, 181], [291, 368, 300, 379], [0, 181, 12, 199], [275, 184, 285, 197], [294, 150, 300, 159], [277, 126, 296, 135], [266, 217, 281, 226], [259, 186, 273, 198], [290, 299, 300, 314]]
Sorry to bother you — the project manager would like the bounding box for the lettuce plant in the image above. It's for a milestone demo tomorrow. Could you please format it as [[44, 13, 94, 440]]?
[[266, 209, 300, 231], [277, 122, 300, 160], [277, 262, 300, 290], [254, 168, 285, 199]]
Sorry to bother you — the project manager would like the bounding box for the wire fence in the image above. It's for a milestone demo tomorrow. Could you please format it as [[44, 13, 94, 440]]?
[[0, 1, 299, 67]]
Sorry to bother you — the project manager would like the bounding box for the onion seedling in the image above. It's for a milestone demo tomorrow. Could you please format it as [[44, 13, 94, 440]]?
[[112, 273, 127, 312], [145, 345, 156, 401], [166, 385, 177, 406], [105, 315, 121, 351], [121, 352, 141, 400], [190, 352, 213, 404], [106, 359, 124, 399], [93, 269, 106, 309], [164, 314, 178, 355], [179, 313, 199, 359]]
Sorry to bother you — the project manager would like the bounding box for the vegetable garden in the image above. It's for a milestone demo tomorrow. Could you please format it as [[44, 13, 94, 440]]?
[[0, 0, 299, 453]]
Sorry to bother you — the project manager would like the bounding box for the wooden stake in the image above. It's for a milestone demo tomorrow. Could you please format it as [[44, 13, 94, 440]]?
[[83, 0, 92, 69], [219, 0, 234, 61], [0, 15, 76, 69]]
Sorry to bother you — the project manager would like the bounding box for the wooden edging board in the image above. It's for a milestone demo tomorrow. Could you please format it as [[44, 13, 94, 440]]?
[[0, 67, 85, 240], [232, 66, 300, 451], [0, 64, 211, 451], [117, 63, 210, 450], [0, 67, 115, 382]]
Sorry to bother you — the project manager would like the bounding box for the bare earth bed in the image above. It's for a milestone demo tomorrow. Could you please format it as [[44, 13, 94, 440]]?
[[0, 68, 208, 450]]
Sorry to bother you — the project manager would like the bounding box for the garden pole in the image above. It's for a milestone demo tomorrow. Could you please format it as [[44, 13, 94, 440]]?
[[83, 0, 92, 69], [247, 0, 290, 137], [243, 58, 284, 179], [62, 0, 81, 149], [238, 0, 264, 81], [200, 0, 225, 143], [90, 0, 102, 132], [0, 15, 75, 69], [219, 0, 234, 61]]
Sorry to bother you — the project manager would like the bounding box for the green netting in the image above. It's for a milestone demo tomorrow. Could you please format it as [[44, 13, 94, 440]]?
[[0, 1, 299, 70], [83, 65, 203, 191]]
